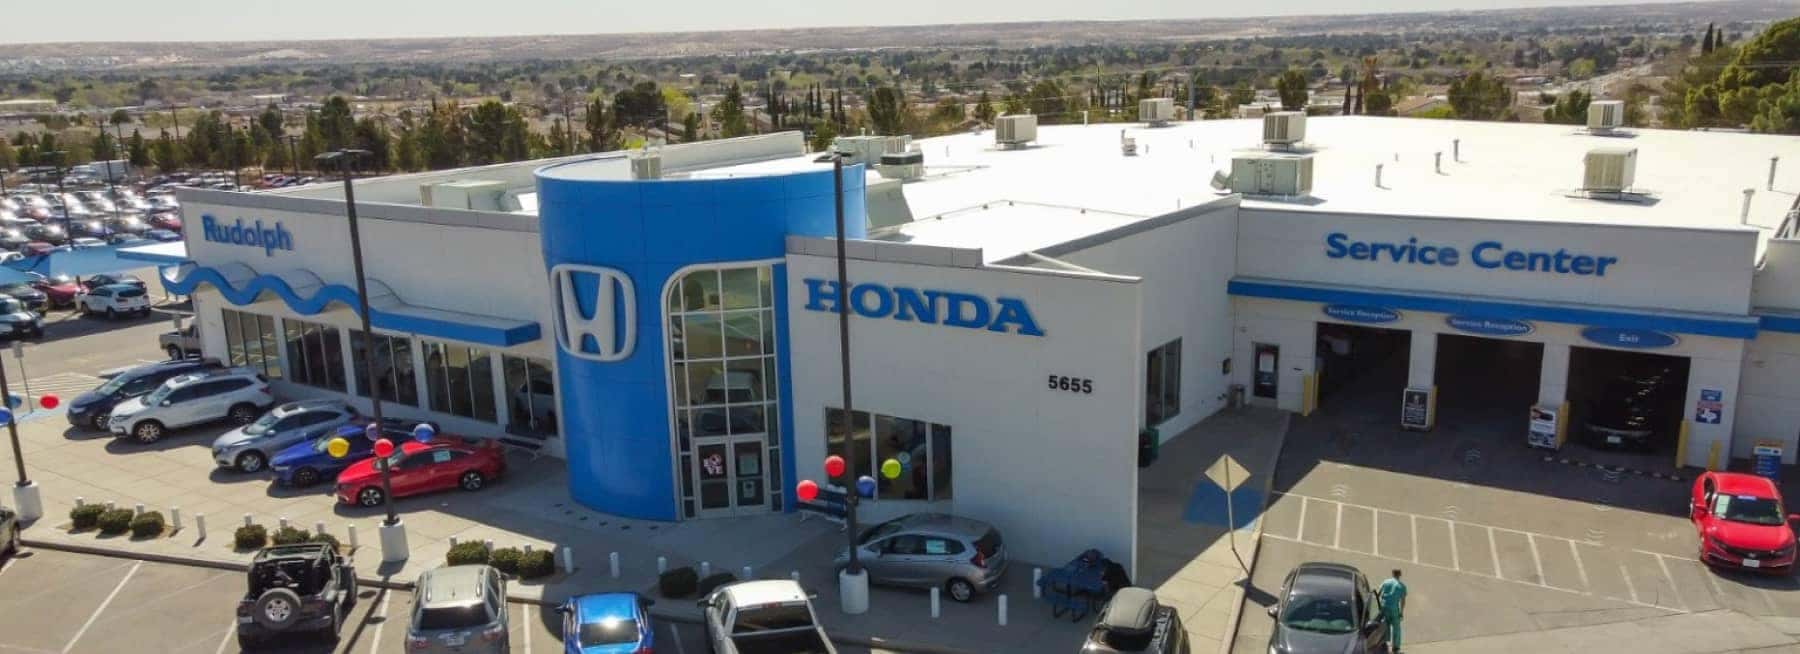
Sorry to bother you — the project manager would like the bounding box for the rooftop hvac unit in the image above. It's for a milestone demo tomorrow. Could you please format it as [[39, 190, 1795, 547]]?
[[876, 149, 925, 180], [418, 180, 508, 211], [1121, 137, 1138, 156], [995, 114, 1037, 148], [1139, 98, 1176, 126], [1587, 100, 1625, 131], [630, 151, 662, 180], [833, 135, 909, 167], [1230, 152, 1315, 196], [1582, 147, 1637, 192], [1262, 111, 1307, 146]]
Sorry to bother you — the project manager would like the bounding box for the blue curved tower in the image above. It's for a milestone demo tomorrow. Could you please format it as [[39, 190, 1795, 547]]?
[[536, 155, 865, 520]]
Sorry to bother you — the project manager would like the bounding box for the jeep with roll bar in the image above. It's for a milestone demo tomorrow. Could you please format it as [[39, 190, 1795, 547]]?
[[236, 543, 358, 650]]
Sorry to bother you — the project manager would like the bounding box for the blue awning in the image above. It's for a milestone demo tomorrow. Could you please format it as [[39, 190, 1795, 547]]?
[[3, 244, 161, 279]]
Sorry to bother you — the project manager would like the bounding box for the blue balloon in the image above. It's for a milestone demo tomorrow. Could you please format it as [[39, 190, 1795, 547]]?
[[363, 422, 381, 441], [4, 394, 20, 409], [0, 409, 12, 425], [855, 475, 877, 498], [412, 423, 435, 442]]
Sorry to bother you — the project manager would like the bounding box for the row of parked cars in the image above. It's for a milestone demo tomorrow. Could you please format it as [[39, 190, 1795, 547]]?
[[1, 187, 183, 251], [0, 272, 154, 340]]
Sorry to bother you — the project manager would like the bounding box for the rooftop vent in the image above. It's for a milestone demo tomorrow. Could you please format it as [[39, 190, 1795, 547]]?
[[1139, 98, 1176, 127], [1262, 111, 1307, 147], [1582, 146, 1637, 193], [419, 180, 508, 210], [1587, 101, 1625, 132], [630, 151, 662, 180], [834, 135, 910, 168], [876, 148, 925, 181], [995, 114, 1038, 148], [1229, 152, 1314, 197]]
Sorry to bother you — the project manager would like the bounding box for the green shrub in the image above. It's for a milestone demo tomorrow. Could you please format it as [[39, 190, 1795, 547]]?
[[696, 572, 738, 596], [271, 526, 311, 545], [309, 532, 341, 551], [446, 541, 490, 566], [234, 524, 268, 550], [97, 508, 135, 535], [659, 567, 698, 598], [489, 547, 523, 575], [518, 549, 556, 579], [129, 511, 165, 538], [69, 504, 105, 530]]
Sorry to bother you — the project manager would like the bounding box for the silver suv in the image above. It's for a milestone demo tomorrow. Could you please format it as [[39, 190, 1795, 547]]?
[[211, 400, 356, 473], [835, 513, 1009, 602], [107, 368, 274, 443], [407, 565, 509, 653]]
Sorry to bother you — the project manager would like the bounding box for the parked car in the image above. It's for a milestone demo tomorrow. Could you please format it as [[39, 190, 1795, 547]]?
[[0, 227, 28, 251], [1691, 471, 1798, 574], [161, 321, 199, 359], [83, 272, 146, 291], [75, 191, 117, 215], [1581, 367, 1680, 450], [148, 212, 182, 231], [237, 543, 358, 650], [107, 368, 275, 443], [0, 506, 17, 559], [0, 282, 48, 312], [559, 592, 655, 654], [1081, 587, 1190, 654], [20, 241, 57, 257], [66, 358, 221, 430], [29, 272, 81, 307], [408, 565, 509, 653], [70, 236, 106, 249], [270, 418, 431, 487], [334, 439, 505, 507], [212, 400, 357, 474], [107, 233, 143, 246], [833, 513, 1008, 602], [144, 228, 181, 242], [78, 283, 151, 318], [107, 215, 149, 234], [699, 580, 836, 654], [0, 298, 43, 339], [24, 223, 66, 245], [1265, 562, 1389, 654]]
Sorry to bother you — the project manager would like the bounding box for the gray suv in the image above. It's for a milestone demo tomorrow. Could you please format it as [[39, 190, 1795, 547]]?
[[407, 565, 509, 653], [834, 513, 1008, 602]]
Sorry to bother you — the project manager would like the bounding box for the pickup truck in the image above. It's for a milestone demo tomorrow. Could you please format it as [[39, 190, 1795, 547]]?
[[698, 580, 837, 654], [160, 320, 199, 359]]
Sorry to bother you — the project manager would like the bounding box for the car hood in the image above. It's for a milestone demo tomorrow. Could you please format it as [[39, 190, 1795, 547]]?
[[69, 390, 106, 410], [211, 425, 258, 449], [0, 312, 35, 324], [272, 440, 325, 467], [1272, 625, 1361, 654], [41, 284, 78, 296], [337, 458, 382, 485], [1710, 521, 1796, 552], [111, 396, 147, 417]]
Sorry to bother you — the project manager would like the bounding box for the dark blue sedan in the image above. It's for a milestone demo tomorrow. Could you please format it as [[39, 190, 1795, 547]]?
[[268, 418, 431, 487], [559, 592, 654, 654]]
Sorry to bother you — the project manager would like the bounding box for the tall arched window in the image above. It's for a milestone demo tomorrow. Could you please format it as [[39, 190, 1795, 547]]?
[[666, 265, 781, 518]]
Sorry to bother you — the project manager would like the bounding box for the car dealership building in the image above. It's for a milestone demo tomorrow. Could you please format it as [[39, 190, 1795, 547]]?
[[147, 114, 1800, 573]]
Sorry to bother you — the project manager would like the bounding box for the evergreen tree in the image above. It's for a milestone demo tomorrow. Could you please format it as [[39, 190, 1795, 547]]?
[[584, 96, 620, 152], [126, 129, 149, 169], [1276, 68, 1309, 111], [394, 112, 423, 172], [1703, 23, 1716, 54], [151, 129, 183, 172], [713, 82, 749, 138], [467, 100, 512, 165], [683, 113, 700, 142], [258, 104, 284, 139], [867, 86, 904, 135], [974, 90, 996, 123], [318, 96, 355, 151], [352, 117, 393, 170]]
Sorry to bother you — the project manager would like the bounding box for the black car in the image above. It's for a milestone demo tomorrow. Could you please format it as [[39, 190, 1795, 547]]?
[[238, 543, 357, 650], [24, 223, 66, 245], [0, 283, 47, 312], [1267, 563, 1389, 654], [1081, 587, 1190, 653], [1582, 367, 1679, 450], [65, 358, 220, 431], [0, 298, 42, 340]]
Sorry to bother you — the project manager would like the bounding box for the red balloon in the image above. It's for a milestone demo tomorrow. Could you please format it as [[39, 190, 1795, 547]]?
[[39, 394, 59, 410], [372, 438, 394, 458], [796, 479, 819, 502], [823, 455, 846, 478]]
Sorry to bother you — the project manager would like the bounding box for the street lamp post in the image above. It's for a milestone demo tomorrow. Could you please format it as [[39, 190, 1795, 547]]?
[[285, 135, 301, 179], [42, 151, 69, 237], [1, 356, 42, 522], [315, 148, 408, 562], [817, 154, 870, 614]]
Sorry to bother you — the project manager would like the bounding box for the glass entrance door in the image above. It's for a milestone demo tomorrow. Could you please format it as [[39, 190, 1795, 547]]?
[[692, 436, 767, 517]]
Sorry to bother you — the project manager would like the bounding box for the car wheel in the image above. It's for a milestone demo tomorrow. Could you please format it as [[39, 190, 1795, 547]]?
[[947, 578, 975, 603], [165, 345, 182, 360], [459, 471, 485, 491], [253, 588, 303, 630], [292, 467, 321, 487], [228, 403, 259, 424], [236, 450, 266, 474], [357, 487, 384, 507], [132, 420, 164, 444], [89, 411, 109, 431]]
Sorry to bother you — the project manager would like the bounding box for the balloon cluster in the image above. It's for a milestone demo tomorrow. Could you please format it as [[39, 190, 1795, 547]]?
[[796, 453, 906, 501], [0, 394, 61, 425]]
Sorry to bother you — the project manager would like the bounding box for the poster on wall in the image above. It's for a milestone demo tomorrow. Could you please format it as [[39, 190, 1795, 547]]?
[[1694, 389, 1723, 425], [1527, 405, 1560, 450], [1400, 387, 1434, 431], [1753, 441, 1784, 482]]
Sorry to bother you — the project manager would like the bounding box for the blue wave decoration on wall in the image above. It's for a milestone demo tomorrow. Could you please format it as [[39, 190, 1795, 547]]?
[[162, 265, 540, 347]]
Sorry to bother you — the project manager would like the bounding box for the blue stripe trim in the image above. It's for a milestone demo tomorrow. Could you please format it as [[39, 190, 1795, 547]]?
[[1759, 313, 1800, 334], [162, 265, 542, 347], [114, 250, 191, 265], [1228, 279, 1759, 340]]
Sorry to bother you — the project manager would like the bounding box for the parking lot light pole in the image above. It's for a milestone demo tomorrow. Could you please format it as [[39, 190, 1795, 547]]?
[[818, 153, 869, 615], [316, 149, 406, 562], [0, 358, 41, 521], [42, 151, 69, 236]]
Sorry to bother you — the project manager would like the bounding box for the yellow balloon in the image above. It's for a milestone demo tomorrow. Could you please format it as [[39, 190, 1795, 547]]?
[[326, 437, 350, 459], [881, 458, 902, 480]]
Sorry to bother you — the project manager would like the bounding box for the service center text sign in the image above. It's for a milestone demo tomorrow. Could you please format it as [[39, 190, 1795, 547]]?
[[802, 279, 1045, 336], [201, 215, 295, 256], [1325, 232, 1620, 277]]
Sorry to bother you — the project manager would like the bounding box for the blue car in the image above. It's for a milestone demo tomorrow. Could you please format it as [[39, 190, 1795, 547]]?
[[268, 418, 430, 487], [558, 592, 654, 654]]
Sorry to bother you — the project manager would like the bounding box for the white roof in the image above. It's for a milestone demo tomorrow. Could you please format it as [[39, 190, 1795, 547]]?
[[875, 202, 1147, 263]]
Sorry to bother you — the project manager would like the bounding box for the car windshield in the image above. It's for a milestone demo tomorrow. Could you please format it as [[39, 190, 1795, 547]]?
[[143, 383, 176, 405], [1713, 494, 1785, 526], [1279, 593, 1357, 634], [732, 604, 813, 632], [577, 617, 639, 646], [243, 412, 281, 436]]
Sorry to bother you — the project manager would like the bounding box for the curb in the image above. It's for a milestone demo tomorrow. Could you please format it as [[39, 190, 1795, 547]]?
[[22, 538, 969, 654], [1215, 410, 1291, 654]]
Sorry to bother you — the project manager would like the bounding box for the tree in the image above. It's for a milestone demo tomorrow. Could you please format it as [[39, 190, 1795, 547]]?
[[973, 90, 996, 123], [931, 98, 964, 125], [867, 86, 904, 135], [126, 130, 149, 169], [1276, 69, 1309, 111], [109, 109, 131, 127], [467, 100, 512, 165], [1543, 89, 1591, 124], [1228, 81, 1256, 107], [1751, 71, 1800, 133], [584, 96, 620, 153], [151, 129, 183, 172], [1702, 23, 1716, 54], [394, 112, 422, 172], [0, 138, 14, 172], [712, 82, 749, 138], [683, 113, 700, 142], [318, 96, 355, 151], [418, 100, 464, 169], [257, 104, 284, 139], [352, 118, 393, 171], [1568, 58, 1597, 79], [1447, 71, 1512, 120], [1026, 80, 1067, 122], [547, 119, 573, 156], [809, 119, 837, 152], [1717, 18, 1800, 91], [612, 81, 666, 128], [1364, 89, 1394, 116]]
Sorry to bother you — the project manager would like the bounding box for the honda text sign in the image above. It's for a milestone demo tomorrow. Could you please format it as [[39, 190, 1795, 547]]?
[[551, 264, 637, 362]]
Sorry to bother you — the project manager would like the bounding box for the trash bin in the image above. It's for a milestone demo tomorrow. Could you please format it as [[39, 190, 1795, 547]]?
[[1228, 384, 1246, 409], [1138, 426, 1161, 468]]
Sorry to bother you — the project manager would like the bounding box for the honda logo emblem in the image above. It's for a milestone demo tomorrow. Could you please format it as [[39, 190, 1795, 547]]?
[[550, 264, 637, 362]]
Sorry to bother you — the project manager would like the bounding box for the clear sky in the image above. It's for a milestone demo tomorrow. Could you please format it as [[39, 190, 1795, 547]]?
[[11, 0, 1673, 44]]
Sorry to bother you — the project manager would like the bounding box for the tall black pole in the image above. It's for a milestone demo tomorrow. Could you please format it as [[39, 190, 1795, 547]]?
[[286, 135, 300, 179], [325, 150, 394, 526], [51, 152, 69, 236], [1, 358, 26, 487], [832, 155, 861, 576]]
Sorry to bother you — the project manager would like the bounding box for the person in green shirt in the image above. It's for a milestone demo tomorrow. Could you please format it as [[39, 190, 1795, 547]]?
[[1377, 569, 1407, 653]]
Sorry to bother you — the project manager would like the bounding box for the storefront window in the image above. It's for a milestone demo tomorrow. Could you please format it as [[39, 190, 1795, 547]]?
[[502, 355, 557, 437], [422, 340, 497, 422], [1146, 339, 1182, 426], [667, 265, 782, 513], [222, 309, 281, 378], [351, 330, 417, 407], [827, 408, 952, 502], [283, 318, 345, 392]]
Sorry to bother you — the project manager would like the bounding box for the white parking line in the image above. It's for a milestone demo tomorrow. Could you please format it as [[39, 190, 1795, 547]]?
[[1334, 503, 1343, 549], [1296, 497, 1309, 543], [369, 589, 393, 654], [1570, 540, 1590, 592], [61, 561, 139, 653], [1410, 514, 1419, 564], [1488, 527, 1502, 580], [212, 625, 235, 654], [1619, 563, 1640, 604], [522, 604, 532, 653], [1372, 509, 1381, 557], [671, 622, 688, 654], [1447, 520, 1460, 571], [1655, 555, 1689, 612], [1527, 534, 1546, 586]]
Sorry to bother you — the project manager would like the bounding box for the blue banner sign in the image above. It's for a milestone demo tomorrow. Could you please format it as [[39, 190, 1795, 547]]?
[[802, 279, 1044, 337], [1445, 315, 1534, 337], [1322, 304, 1401, 324], [1324, 232, 1619, 277], [1581, 326, 1678, 349], [201, 215, 294, 256]]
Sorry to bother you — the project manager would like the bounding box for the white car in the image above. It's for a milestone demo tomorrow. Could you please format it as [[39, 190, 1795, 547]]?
[[108, 368, 275, 443], [699, 580, 836, 654], [79, 284, 151, 319]]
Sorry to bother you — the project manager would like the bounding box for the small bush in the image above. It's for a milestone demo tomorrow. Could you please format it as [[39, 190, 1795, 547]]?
[[446, 541, 490, 566], [518, 549, 556, 579], [69, 504, 105, 530], [696, 572, 738, 596], [659, 567, 699, 598], [309, 532, 341, 551], [489, 547, 523, 575], [234, 524, 268, 550], [97, 508, 135, 535], [129, 511, 166, 538], [271, 526, 311, 545]]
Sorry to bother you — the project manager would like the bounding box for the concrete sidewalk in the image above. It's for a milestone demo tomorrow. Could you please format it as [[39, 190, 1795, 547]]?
[[1404, 610, 1797, 654]]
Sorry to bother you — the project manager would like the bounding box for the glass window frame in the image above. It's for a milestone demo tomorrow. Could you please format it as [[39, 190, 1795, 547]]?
[[665, 264, 783, 515], [825, 408, 952, 503], [1146, 338, 1182, 427]]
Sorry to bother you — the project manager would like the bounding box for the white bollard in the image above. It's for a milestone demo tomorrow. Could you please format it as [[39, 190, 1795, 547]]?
[[170, 507, 182, 529], [346, 524, 358, 548], [523, 544, 533, 555], [484, 539, 495, 552], [314, 521, 326, 537], [75, 497, 84, 507], [791, 570, 801, 582], [563, 547, 576, 575], [741, 565, 753, 580], [609, 551, 620, 578], [134, 503, 144, 516], [243, 513, 253, 527], [998, 594, 1008, 626], [931, 587, 941, 618], [700, 561, 711, 578], [106, 501, 115, 511], [1033, 568, 1043, 599], [278, 517, 289, 530], [195, 513, 206, 539], [449, 536, 459, 549], [657, 556, 667, 574]]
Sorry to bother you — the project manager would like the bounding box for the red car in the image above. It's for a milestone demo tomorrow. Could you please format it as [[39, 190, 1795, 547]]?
[[28, 272, 81, 308], [148, 212, 182, 231], [1690, 471, 1798, 574], [334, 439, 505, 507]]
